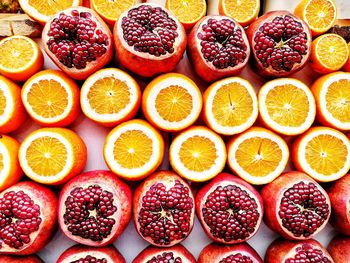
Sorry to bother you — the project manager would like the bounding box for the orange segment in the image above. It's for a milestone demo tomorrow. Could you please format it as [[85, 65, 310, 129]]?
[[219, 0, 260, 26], [0, 90, 6, 116], [91, 0, 135, 25]]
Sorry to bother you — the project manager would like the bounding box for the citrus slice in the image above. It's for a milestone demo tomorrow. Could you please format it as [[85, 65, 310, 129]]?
[[292, 126, 350, 182], [218, 0, 260, 27], [0, 76, 27, 134], [142, 73, 202, 132], [103, 119, 164, 181], [81, 68, 141, 127], [0, 36, 43, 82], [203, 77, 258, 136], [258, 78, 316, 136], [343, 42, 350, 72], [0, 135, 23, 192], [311, 72, 350, 131], [18, 0, 82, 24], [294, 0, 337, 36], [311, 33, 349, 74], [22, 69, 80, 127], [169, 126, 226, 182], [19, 127, 87, 185], [227, 127, 289, 185], [166, 0, 206, 31]]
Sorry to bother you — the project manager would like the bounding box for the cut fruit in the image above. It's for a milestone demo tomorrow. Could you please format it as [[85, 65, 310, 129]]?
[[22, 69, 80, 127], [218, 0, 260, 27], [227, 127, 289, 185], [165, 0, 206, 31], [0, 36, 43, 82], [292, 126, 350, 182], [294, 0, 337, 36], [344, 43, 350, 72], [142, 73, 202, 132], [0, 135, 23, 192], [81, 68, 141, 127], [169, 126, 226, 182], [18, 0, 82, 24], [310, 33, 349, 74], [103, 119, 164, 181], [203, 77, 258, 136], [0, 76, 26, 134], [258, 78, 316, 136], [311, 72, 350, 131], [18, 127, 87, 185]]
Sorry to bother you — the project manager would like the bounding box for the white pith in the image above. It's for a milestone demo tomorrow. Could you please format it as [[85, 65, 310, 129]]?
[[60, 251, 114, 262], [304, 0, 337, 31], [0, 142, 10, 186], [0, 80, 13, 125]]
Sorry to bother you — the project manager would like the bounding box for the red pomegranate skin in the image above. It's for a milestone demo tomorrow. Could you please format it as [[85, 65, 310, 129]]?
[[198, 242, 263, 263], [0, 181, 58, 255], [0, 255, 43, 263], [132, 244, 196, 263], [57, 244, 125, 263], [327, 174, 350, 236], [195, 173, 264, 244], [58, 170, 132, 247], [327, 235, 350, 263]]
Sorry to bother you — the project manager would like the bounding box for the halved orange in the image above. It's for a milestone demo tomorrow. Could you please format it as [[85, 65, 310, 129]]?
[[0, 36, 43, 82], [0, 135, 23, 192], [292, 126, 350, 182], [22, 69, 80, 127], [169, 126, 226, 182], [103, 119, 164, 181], [0, 76, 27, 134], [203, 76, 258, 136], [81, 68, 141, 127], [311, 72, 350, 131], [227, 127, 289, 185], [310, 33, 349, 74], [258, 78, 316, 136], [142, 73, 202, 132], [19, 127, 87, 185], [343, 43, 350, 72], [294, 0, 337, 36]]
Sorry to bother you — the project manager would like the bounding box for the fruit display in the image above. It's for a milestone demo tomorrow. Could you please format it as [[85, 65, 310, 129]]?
[[0, 0, 349, 262]]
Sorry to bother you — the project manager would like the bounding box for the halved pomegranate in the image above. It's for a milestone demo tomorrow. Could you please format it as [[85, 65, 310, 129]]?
[[133, 170, 195, 247], [0, 181, 57, 255], [195, 173, 263, 244], [187, 15, 250, 82], [133, 244, 196, 263], [42, 6, 114, 80], [113, 3, 187, 77], [261, 171, 331, 240], [0, 254, 43, 263], [265, 238, 334, 263], [58, 170, 132, 246], [327, 235, 350, 263], [246, 11, 311, 77], [198, 242, 263, 263], [57, 244, 125, 263]]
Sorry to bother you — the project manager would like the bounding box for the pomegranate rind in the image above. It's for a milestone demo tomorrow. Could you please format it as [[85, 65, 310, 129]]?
[[0, 181, 58, 255], [195, 172, 264, 244], [0, 254, 44, 263], [113, 3, 187, 78], [58, 170, 132, 247], [327, 235, 350, 263]]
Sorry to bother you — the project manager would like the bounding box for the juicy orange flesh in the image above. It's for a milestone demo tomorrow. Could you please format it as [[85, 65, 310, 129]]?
[[325, 79, 350, 122], [305, 0, 335, 30], [155, 85, 193, 122], [317, 35, 348, 69], [222, 0, 258, 22], [92, 0, 134, 20], [25, 136, 68, 176], [27, 79, 68, 118], [113, 130, 153, 169], [212, 82, 254, 127], [235, 137, 282, 177], [167, 0, 206, 23], [0, 38, 34, 69], [0, 153, 3, 173], [27, 0, 76, 16], [305, 134, 348, 175], [0, 89, 6, 116], [87, 77, 131, 115], [265, 84, 309, 127], [178, 136, 217, 172]]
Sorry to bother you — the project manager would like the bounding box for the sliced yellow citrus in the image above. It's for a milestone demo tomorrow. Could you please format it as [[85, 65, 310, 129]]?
[[219, 0, 260, 27]]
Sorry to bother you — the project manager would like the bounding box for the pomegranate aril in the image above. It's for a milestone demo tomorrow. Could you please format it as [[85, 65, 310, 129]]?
[[147, 252, 182, 263], [71, 255, 107, 263], [219, 253, 254, 263], [285, 244, 332, 263]]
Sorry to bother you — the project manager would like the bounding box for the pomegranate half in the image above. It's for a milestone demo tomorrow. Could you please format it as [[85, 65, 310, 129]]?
[[58, 170, 132, 246], [0, 254, 43, 263]]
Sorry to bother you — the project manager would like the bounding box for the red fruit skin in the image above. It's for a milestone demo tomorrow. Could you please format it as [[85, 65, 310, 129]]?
[[133, 244, 196, 263], [198, 242, 263, 263], [57, 244, 125, 263], [0, 255, 43, 263], [58, 170, 132, 247], [195, 173, 264, 244], [327, 174, 350, 236], [327, 235, 350, 263], [0, 181, 58, 255], [42, 7, 114, 81]]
